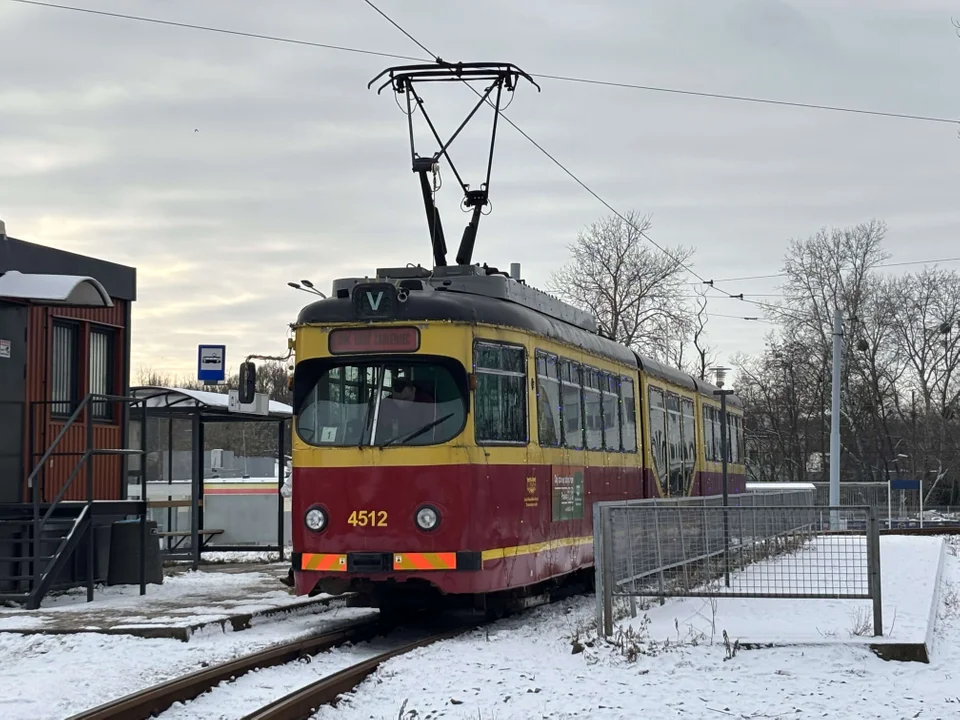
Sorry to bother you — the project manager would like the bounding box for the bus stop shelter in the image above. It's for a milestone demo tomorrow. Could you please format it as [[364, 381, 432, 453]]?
[[128, 386, 292, 569]]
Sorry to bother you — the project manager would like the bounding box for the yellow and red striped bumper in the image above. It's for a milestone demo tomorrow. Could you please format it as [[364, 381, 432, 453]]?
[[295, 551, 481, 572]]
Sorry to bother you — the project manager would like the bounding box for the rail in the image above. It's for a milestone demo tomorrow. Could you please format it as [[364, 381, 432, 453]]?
[[66, 615, 388, 720], [242, 625, 475, 720]]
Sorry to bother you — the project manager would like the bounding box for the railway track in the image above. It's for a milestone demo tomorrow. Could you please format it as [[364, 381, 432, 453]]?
[[67, 614, 478, 720], [240, 625, 473, 720], [66, 615, 389, 720]]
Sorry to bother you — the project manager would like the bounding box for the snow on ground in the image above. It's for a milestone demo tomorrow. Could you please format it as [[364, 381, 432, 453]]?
[[629, 535, 944, 645], [0, 563, 313, 632], [314, 537, 959, 720], [0, 536, 953, 719], [0, 605, 379, 720]]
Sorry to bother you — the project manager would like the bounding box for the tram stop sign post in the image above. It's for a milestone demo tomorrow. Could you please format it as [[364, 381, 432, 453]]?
[[888, 478, 923, 529], [197, 344, 226, 385]]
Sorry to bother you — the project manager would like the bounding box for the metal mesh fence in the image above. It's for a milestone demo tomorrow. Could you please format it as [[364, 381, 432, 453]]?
[[810, 481, 940, 528], [594, 492, 882, 637]]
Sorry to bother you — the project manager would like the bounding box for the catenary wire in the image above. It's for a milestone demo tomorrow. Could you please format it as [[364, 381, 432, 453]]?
[[700, 255, 960, 285], [360, 0, 438, 61], [356, 0, 770, 304], [12, 0, 954, 318], [6, 0, 743, 306], [8, 0, 958, 129], [5, 0, 423, 61], [528, 72, 959, 127]]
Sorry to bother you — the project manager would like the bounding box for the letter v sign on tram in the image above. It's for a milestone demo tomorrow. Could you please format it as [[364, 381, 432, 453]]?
[[353, 282, 397, 320]]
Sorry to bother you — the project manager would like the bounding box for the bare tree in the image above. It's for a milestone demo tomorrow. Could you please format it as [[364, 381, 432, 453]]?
[[550, 210, 694, 361], [736, 219, 960, 504], [690, 289, 715, 380]]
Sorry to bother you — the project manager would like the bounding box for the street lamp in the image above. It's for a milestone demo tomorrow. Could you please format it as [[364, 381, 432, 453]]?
[[711, 366, 735, 587], [287, 280, 326, 298]]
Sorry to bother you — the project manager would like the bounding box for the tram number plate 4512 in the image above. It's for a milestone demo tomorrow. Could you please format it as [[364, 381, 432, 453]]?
[[347, 510, 387, 527]]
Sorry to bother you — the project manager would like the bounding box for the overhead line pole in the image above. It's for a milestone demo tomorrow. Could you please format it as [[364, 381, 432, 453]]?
[[830, 308, 843, 528]]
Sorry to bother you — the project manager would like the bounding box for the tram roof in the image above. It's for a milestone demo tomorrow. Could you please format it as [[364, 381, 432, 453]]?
[[297, 291, 741, 408]]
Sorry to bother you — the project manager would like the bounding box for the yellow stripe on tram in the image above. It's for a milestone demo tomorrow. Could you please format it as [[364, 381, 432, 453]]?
[[481, 535, 593, 563]]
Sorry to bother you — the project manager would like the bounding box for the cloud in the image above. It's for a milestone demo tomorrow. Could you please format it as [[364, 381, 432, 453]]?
[[1, 0, 958, 377]]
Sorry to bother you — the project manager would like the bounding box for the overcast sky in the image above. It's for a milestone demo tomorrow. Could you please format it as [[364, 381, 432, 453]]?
[[2, 0, 958, 380]]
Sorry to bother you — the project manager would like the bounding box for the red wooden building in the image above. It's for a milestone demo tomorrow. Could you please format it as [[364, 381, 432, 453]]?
[[0, 226, 136, 504]]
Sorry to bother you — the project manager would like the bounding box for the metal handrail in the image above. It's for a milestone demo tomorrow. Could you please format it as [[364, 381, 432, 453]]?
[[27, 393, 145, 602]]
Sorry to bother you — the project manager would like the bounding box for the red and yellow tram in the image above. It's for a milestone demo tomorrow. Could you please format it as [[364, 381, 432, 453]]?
[[274, 266, 746, 614]]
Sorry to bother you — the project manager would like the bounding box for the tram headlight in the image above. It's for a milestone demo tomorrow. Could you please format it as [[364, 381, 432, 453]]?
[[415, 505, 439, 531], [304, 506, 327, 532]]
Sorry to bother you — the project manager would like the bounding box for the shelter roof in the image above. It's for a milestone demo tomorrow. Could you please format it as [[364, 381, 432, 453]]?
[[130, 386, 292, 418]]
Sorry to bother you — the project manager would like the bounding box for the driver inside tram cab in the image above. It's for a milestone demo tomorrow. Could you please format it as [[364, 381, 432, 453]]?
[[375, 377, 435, 444]]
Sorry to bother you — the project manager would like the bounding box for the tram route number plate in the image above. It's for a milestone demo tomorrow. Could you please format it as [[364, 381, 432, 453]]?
[[551, 466, 584, 521]]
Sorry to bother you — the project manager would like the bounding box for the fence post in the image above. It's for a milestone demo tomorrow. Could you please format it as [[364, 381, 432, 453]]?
[[593, 501, 603, 634], [887, 477, 892, 531], [866, 506, 883, 637], [602, 506, 614, 638], [653, 507, 666, 604], [625, 508, 637, 619]]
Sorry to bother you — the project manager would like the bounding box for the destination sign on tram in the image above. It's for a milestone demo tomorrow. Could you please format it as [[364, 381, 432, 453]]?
[[329, 327, 420, 354]]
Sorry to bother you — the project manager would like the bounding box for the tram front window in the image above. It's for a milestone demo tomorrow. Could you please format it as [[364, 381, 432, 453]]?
[[294, 359, 467, 447]]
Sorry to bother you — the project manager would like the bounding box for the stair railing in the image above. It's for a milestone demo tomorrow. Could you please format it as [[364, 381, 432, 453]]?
[[25, 393, 146, 604]]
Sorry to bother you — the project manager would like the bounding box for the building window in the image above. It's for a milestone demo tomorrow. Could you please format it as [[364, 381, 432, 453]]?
[[52, 322, 79, 417], [89, 327, 115, 420], [474, 342, 527, 444]]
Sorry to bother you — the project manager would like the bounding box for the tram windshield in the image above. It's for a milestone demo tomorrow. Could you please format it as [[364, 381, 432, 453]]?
[[294, 358, 468, 447]]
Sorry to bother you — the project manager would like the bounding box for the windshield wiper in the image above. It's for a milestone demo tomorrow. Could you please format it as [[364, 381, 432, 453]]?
[[380, 413, 454, 448]]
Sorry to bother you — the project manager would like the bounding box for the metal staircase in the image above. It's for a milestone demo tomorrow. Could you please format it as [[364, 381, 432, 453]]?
[[0, 394, 147, 609]]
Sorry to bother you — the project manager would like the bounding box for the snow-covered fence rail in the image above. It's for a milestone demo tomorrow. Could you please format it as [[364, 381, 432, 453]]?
[[594, 494, 882, 638]]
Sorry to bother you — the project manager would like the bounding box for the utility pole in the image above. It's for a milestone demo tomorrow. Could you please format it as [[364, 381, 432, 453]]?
[[830, 308, 843, 528], [712, 366, 735, 587]]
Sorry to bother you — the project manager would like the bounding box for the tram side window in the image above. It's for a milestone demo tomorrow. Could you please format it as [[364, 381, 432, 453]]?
[[536, 351, 562, 447], [474, 342, 527, 444], [648, 387, 667, 487], [560, 359, 583, 449], [582, 367, 603, 451], [702, 406, 716, 461], [727, 414, 735, 463], [727, 414, 742, 463], [602, 373, 620, 451], [666, 394, 683, 496], [620, 377, 638, 453], [740, 416, 745, 462], [712, 407, 723, 462], [681, 398, 696, 495]]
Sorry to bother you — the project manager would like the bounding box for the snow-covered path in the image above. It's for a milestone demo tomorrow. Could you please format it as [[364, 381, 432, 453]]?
[[0, 538, 955, 719], [312, 540, 960, 720]]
